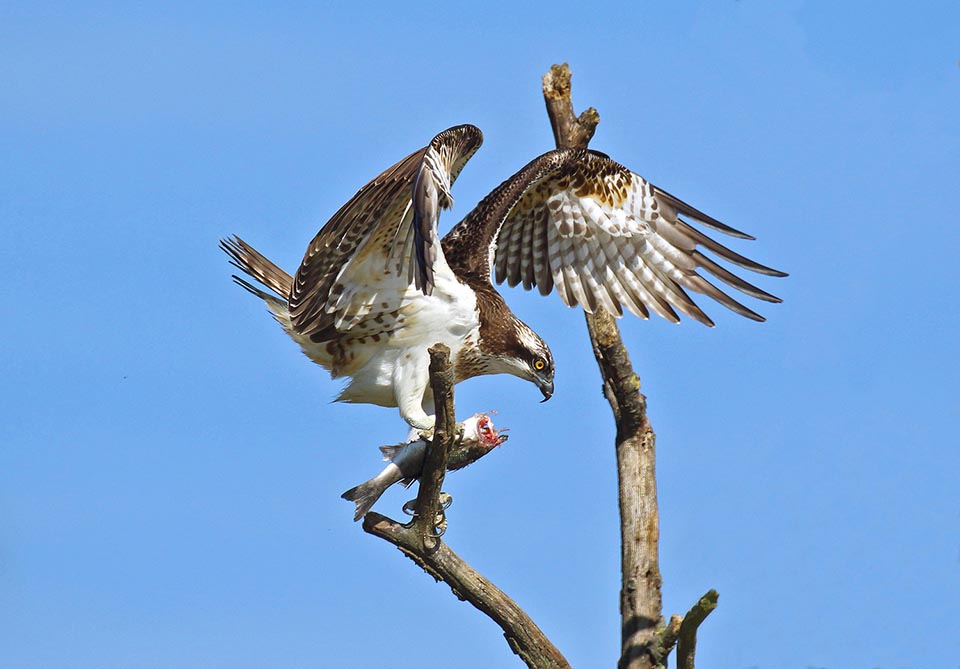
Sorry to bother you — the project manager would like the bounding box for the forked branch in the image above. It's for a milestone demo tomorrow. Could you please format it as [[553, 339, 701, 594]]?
[[543, 62, 664, 669], [360, 345, 570, 669], [542, 63, 717, 669], [352, 66, 719, 669]]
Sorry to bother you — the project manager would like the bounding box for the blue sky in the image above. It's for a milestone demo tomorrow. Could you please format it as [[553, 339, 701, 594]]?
[[2, 2, 958, 668]]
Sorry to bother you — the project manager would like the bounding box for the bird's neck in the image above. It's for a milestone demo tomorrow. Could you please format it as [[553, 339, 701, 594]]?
[[449, 277, 528, 380]]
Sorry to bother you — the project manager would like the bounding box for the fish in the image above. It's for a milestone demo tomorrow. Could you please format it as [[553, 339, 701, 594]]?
[[341, 412, 507, 521]]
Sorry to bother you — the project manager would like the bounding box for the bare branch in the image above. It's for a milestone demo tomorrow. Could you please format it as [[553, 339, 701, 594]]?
[[542, 63, 600, 150], [359, 344, 571, 669], [660, 614, 684, 659], [676, 590, 719, 669], [349, 66, 719, 669], [410, 343, 455, 549], [588, 312, 663, 669], [363, 512, 571, 669], [542, 63, 664, 669]]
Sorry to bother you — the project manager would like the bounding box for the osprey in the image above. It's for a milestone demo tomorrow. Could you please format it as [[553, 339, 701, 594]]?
[[221, 125, 784, 430]]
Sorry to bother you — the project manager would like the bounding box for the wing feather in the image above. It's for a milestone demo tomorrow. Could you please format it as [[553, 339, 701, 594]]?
[[519, 205, 536, 290], [504, 202, 525, 286], [486, 150, 785, 325], [621, 259, 681, 323], [675, 219, 786, 277], [590, 237, 623, 316], [635, 236, 713, 325], [290, 125, 483, 341], [546, 218, 574, 307], [532, 205, 553, 295], [654, 186, 755, 240], [692, 250, 782, 303], [611, 269, 650, 319], [559, 233, 590, 310]]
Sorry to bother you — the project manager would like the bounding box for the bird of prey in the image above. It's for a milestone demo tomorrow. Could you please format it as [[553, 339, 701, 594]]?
[[221, 124, 784, 430]]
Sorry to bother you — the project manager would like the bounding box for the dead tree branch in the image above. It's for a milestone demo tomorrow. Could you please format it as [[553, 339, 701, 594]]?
[[659, 614, 683, 658], [410, 344, 455, 549], [360, 344, 571, 669], [542, 63, 718, 669], [676, 590, 719, 669], [542, 63, 600, 149], [542, 62, 665, 669], [351, 65, 719, 669]]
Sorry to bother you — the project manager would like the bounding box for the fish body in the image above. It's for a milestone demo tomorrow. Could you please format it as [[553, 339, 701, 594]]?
[[341, 413, 505, 521]]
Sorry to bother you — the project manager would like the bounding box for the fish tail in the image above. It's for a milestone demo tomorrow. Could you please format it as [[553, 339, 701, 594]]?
[[340, 479, 390, 522]]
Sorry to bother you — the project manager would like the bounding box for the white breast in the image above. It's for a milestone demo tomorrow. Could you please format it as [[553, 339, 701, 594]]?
[[300, 259, 479, 411]]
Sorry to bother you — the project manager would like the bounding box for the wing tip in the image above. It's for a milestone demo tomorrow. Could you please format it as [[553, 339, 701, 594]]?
[[734, 301, 767, 323], [677, 214, 755, 241], [219, 235, 240, 258]]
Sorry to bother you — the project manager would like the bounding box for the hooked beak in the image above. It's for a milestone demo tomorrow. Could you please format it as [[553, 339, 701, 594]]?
[[537, 378, 554, 403]]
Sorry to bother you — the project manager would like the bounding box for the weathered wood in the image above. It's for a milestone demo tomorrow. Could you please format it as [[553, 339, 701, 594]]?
[[676, 590, 719, 669], [363, 511, 571, 669], [660, 614, 684, 658], [352, 64, 718, 669], [542, 62, 665, 669], [542, 63, 600, 150], [360, 345, 571, 669], [587, 310, 664, 669], [410, 344, 455, 549]]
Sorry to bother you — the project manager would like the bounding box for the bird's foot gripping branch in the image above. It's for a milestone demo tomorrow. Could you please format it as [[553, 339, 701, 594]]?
[[355, 344, 572, 669], [401, 490, 453, 538]]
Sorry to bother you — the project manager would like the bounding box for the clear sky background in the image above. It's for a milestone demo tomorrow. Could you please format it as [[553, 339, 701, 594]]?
[[2, 2, 958, 668]]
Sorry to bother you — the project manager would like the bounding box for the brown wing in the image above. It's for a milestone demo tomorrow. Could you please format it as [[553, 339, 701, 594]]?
[[289, 125, 483, 342], [448, 149, 785, 326]]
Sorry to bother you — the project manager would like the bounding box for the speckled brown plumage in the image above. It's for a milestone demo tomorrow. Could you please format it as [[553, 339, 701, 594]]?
[[291, 125, 483, 343], [443, 148, 785, 327], [223, 123, 783, 428]]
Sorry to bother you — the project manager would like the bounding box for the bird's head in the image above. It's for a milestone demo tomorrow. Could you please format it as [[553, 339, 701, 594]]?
[[473, 293, 555, 402], [503, 321, 555, 402]]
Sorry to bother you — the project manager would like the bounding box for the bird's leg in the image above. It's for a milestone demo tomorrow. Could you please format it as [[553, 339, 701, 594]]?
[[405, 421, 435, 444], [396, 352, 436, 433], [417, 394, 468, 440], [402, 412, 435, 434]]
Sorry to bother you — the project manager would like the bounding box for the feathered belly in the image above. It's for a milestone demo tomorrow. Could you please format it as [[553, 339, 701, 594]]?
[[292, 276, 481, 408]]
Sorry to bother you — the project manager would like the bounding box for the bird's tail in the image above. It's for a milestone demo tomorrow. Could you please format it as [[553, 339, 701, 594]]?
[[340, 479, 392, 522], [220, 235, 295, 330], [220, 235, 293, 299]]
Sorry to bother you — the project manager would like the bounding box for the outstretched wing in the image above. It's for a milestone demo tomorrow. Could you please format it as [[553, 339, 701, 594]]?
[[289, 125, 483, 341], [480, 149, 785, 326]]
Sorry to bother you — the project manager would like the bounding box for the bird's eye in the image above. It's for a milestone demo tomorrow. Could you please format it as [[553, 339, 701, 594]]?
[[534, 358, 545, 371]]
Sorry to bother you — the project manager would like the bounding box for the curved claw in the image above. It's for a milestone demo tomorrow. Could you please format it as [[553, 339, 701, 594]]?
[[432, 512, 448, 538], [402, 499, 418, 517], [401, 492, 453, 537]]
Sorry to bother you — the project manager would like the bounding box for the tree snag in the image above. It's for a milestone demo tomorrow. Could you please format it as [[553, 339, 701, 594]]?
[[542, 62, 716, 669], [353, 64, 718, 669], [360, 345, 571, 669]]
